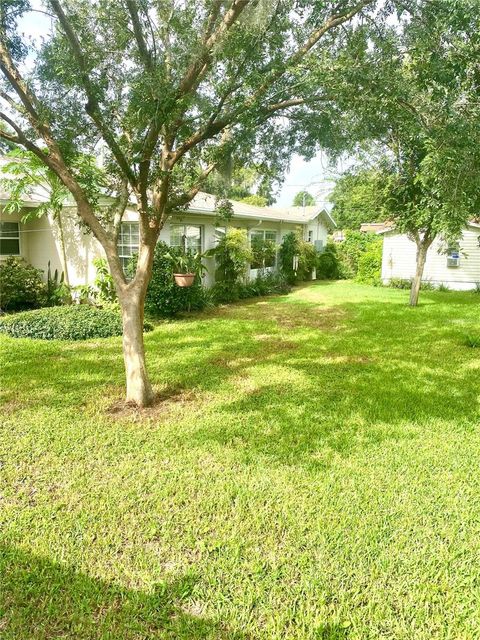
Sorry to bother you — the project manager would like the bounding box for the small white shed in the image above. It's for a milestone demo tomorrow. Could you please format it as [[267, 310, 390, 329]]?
[[380, 222, 480, 290]]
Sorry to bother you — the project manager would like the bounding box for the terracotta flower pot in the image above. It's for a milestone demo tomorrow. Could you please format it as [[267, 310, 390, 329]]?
[[173, 273, 195, 287]]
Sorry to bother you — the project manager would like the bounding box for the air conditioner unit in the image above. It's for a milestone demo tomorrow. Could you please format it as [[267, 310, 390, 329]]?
[[314, 240, 325, 253], [447, 256, 460, 268]]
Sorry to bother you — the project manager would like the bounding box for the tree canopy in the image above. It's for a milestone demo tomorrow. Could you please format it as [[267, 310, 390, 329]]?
[[293, 190, 315, 207], [329, 169, 386, 230], [326, 0, 480, 303]]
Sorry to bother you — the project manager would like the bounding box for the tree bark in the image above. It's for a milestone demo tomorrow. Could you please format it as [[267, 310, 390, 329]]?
[[55, 210, 70, 288], [409, 240, 430, 307], [118, 290, 154, 407]]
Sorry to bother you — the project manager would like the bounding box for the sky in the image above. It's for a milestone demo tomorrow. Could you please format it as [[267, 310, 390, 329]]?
[[275, 152, 344, 208], [18, 5, 349, 209]]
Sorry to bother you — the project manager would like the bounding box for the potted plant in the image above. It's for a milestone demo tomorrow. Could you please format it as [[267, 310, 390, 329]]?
[[168, 249, 206, 287]]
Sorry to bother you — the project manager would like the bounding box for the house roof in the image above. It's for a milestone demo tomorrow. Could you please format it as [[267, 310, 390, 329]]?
[[359, 222, 393, 233], [186, 192, 336, 226], [377, 220, 480, 235]]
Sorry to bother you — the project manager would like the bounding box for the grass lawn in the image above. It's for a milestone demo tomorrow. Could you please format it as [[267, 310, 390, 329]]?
[[1, 281, 480, 639]]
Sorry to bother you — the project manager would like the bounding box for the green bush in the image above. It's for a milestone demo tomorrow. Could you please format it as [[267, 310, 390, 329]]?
[[139, 242, 211, 317], [316, 243, 340, 279], [336, 230, 380, 279], [387, 277, 437, 291], [93, 257, 117, 303], [388, 277, 412, 289], [45, 262, 71, 306], [300, 241, 317, 280], [214, 228, 252, 283], [278, 232, 299, 284], [0, 257, 47, 311], [279, 232, 317, 284], [212, 272, 291, 304], [0, 305, 153, 340], [356, 240, 383, 285]]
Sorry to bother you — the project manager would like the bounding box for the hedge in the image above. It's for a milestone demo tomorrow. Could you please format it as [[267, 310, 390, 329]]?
[[0, 305, 153, 340]]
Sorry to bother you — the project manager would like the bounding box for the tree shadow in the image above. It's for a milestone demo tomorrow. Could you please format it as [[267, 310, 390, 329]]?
[[0, 544, 247, 639]]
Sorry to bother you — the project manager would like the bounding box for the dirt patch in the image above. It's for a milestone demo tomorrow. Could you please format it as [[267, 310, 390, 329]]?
[[0, 398, 25, 416], [106, 385, 199, 420], [212, 299, 347, 330]]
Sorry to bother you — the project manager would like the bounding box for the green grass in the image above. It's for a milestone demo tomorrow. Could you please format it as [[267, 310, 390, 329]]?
[[1, 281, 479, 639]]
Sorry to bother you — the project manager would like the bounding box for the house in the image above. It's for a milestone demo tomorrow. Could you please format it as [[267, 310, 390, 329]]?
[[0, 186, 336, 288], [379, 222, 480, 290], [359, 222, 392, 234]]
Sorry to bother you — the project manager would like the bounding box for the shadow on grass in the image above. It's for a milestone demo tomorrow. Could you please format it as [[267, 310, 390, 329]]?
[[0, 544, 246, 639], [0, 545, 352, 640], [2, 288, 479, 467]]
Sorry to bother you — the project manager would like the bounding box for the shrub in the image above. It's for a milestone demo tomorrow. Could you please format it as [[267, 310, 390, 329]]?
[[212, 272, 291, 304], [0, 257, 47, 311], [0, 305, 153, 340], [336, 230, 379, 279], [316, 243, 340, 279], [279, 232, 317, 284], [437, 283, 451, 292], [300, 241, 317, 280], [278, 232, 300, 284], [356, 240, 383, 285], [45, 262, 71, 306], [243, 272, 291, 298], [140, 242, 211, 316], [251, 237, 277, 270], [474, 282, 480, 294], [93, 257, 117, 303], [214, 228, 252, 283], [388, 278, 411, 289]]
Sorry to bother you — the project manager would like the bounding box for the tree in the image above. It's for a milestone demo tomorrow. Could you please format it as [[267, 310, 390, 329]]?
[[0, 0, 377, 406], [293, 190, 315, 207], [240, 194, 267, 207], [329, 168, 386, 230], [320, 0, 480, 305]]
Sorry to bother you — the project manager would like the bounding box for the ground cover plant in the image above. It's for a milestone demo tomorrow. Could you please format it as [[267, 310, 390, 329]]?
[[0, 305, 153, 340], [1, 281, 479, 638]]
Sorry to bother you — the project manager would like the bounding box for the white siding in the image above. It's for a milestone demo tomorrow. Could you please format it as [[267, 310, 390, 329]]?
[[382, 226, 480, 290], [2, 205, 330, 288]]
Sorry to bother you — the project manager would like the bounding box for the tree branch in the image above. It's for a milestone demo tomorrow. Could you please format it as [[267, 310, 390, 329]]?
[[48, 0, 137, 187], [125, 0, 153, 69], [176, 0, 252, 98]]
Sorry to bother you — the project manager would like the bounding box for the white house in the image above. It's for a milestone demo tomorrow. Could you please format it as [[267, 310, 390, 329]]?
[[380, 222, 480, 290], [0, 187, 335, 287]]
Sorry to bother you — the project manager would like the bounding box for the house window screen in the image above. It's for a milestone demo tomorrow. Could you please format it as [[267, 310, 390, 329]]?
[[170, 224, 202, 252], [250, 229, 277, 269], [0, 222, 20, 255], [117, 222, 139, 272]]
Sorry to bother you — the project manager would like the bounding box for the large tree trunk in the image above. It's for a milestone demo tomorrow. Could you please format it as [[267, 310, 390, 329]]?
[[118, 290, 154, 407], [409, 240, 430, 307]]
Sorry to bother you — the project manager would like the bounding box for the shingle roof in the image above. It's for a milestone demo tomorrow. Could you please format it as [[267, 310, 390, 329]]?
[[189, 192, 336, 226]]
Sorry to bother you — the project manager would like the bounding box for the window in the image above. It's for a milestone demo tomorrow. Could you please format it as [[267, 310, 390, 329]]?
[[308, 230, 313, 243], [0, 222, 20, 256], [117, 222, 139, 272], [250, 229, 277, 269], [446, 244, 460, 268], [170, 224, 202, 252]]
